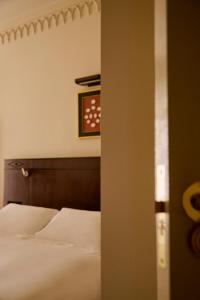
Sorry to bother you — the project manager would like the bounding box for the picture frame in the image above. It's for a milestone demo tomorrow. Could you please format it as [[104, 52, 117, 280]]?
[[78, 90, 101, 137]]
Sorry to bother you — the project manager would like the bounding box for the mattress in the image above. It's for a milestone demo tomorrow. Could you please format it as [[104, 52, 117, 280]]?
[[0, 235, 100, 300]]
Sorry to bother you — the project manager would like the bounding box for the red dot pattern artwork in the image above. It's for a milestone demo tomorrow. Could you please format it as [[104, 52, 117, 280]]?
[[82, 94, 101, 133], [78, 90, 101, 137]]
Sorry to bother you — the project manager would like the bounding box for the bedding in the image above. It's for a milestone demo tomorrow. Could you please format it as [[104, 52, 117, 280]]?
[[36, 207, 101, 251], [0, 204, 58, 236], [0, 235, 100, 300]]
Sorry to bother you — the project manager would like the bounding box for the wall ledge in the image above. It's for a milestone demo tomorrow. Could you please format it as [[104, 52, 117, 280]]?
[[0, 0, 101, 45]]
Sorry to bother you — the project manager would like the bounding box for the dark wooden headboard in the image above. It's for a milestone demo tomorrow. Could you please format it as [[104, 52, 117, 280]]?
[[4, 157, 100, 211]]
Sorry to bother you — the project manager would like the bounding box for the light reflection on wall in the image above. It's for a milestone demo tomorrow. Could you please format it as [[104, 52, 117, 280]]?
[[155, 0, 169, 299]]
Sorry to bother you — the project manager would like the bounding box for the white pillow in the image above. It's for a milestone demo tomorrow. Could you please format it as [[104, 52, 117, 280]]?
[[36, 207, 101, 251], [0, 204, 58, 235]]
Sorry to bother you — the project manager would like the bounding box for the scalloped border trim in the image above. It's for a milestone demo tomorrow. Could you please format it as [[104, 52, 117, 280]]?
[[0, 0, 100, 45]]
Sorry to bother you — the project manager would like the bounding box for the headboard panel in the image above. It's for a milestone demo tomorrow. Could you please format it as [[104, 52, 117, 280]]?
[[4, 157, 100, 211]]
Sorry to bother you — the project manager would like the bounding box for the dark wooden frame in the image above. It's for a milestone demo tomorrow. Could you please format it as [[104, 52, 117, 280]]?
[[4, 157, 100, 211], [78, 90, 101, 137]]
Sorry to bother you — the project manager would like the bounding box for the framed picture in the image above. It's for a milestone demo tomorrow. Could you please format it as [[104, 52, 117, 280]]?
[[78, 90, 101, 137]]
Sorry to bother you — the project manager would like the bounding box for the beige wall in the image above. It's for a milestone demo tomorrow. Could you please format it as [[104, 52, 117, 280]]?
[[0, 10, 101, 206], [0, 0, 83, 29], [101, 0, 157, 299]]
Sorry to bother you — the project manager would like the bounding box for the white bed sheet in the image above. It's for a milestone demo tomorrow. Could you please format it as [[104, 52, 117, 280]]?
[[0, 235, 100, 300]]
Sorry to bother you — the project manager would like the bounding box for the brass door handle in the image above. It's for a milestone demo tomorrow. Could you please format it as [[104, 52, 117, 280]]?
[[183, 182, 200, 254], [183, 182, 200, 222], [190, 225, 200, 255]]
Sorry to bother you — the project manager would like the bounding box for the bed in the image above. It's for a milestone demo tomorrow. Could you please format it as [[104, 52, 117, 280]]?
[[0, 157, 100, 300]]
